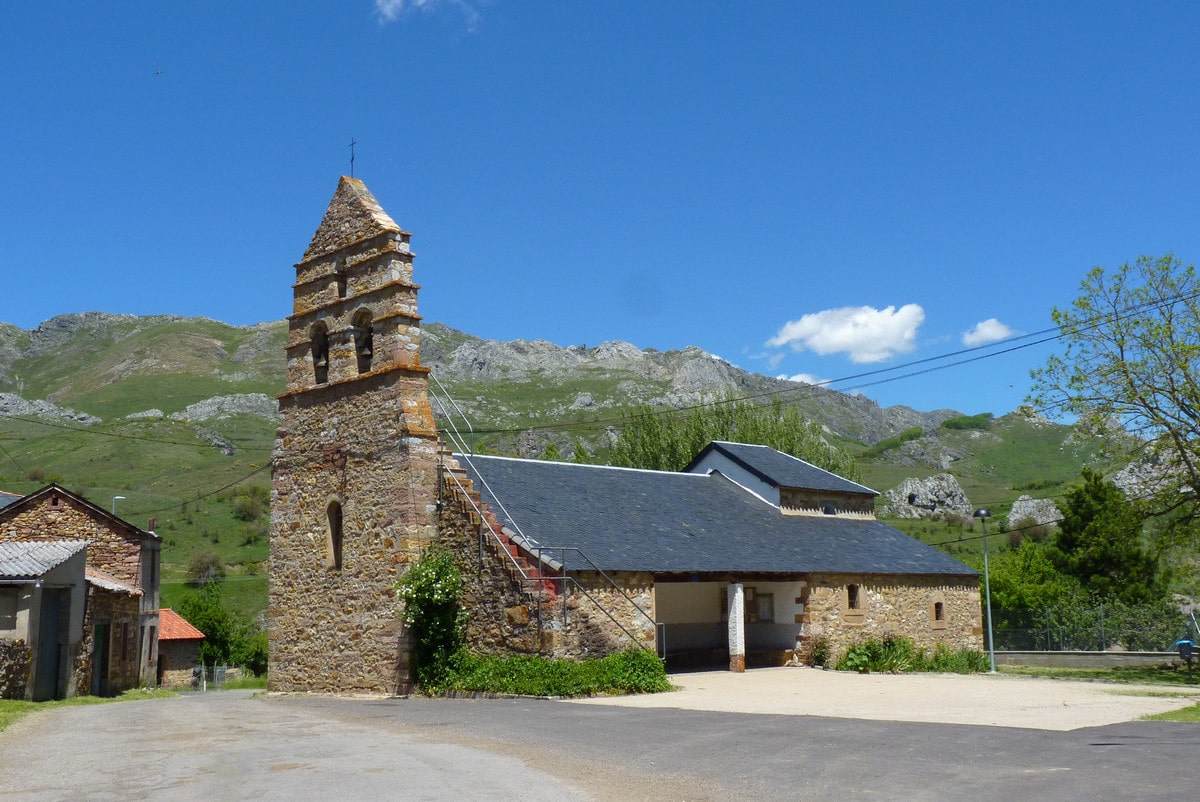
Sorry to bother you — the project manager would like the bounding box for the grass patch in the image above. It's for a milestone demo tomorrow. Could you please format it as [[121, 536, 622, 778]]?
[[997, 663, 1199, 686], [0, 688, 176, 733], [429, 649, 672, 697], [1144, 703, 1200, 722]]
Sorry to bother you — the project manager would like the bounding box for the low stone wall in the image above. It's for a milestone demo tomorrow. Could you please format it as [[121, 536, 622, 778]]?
[[996, 651, 1182, 669], [0, 638, 31, 699]]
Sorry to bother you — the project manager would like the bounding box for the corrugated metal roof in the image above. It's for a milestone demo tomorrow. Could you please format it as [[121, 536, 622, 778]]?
[[460, 454, 975, 577], [0, 540, 89, 578], [159, 608, 205, 640]]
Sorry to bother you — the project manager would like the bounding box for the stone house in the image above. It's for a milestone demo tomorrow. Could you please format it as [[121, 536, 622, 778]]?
[[0, 540, 88, 700], [0, 484, 161, 695], [156, 608, 205, 688], [268, 177, 983, 694]]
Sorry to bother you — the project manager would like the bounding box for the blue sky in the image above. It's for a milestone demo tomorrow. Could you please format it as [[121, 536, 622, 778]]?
[[5, 2, 1200, 418]]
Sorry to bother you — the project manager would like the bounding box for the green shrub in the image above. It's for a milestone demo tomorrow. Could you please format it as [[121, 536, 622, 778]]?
[[835, 636, 986, 674], [860, 427, 923, 459], [940, 413, 993, 431], [396, 548, 466, 689], [809, 637, 830, 668], [436, 648, 670, 696]]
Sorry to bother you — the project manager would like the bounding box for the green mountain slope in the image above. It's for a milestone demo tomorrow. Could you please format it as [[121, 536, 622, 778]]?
[[0, 312, 1132, 615]]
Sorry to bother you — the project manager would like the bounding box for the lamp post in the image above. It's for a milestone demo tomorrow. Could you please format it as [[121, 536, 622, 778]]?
[[112, 495, 125, 515], [973, 508, 996, 674]]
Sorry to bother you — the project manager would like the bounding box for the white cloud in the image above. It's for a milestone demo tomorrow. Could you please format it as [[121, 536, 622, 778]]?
[[766, 304, 924, 364], [779, 372, 828, 386], [375, 0, 480, 29], [962, 318, 1016, 347]]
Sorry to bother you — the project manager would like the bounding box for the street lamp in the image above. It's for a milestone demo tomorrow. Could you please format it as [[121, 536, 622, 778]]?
[[112, 496, 125, 515], [973, 508, 996, 674]]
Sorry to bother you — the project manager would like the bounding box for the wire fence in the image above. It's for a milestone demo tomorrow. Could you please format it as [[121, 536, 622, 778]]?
[[992, 603, 1197, 652]]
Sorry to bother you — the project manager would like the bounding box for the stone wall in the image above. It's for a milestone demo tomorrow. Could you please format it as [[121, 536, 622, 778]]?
[[269, 376, 440, 694], [797, 573, 981, 664], [438, 467, 658, 660], [0, 493, 146, 586], [781, 488, 875, 517], [86, 588, 143, 695], [0, 638, 31, 699], [159, 640, 202, 688]]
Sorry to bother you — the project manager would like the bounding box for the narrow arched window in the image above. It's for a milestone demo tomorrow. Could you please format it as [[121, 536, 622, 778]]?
[[310, 322, 330, 384], [352, 309, 374, 374], [327, 500, 343, 570], [335, 258, 347, 299]]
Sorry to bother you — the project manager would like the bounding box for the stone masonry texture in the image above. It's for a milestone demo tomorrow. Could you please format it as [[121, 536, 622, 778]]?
[[270, 178, 439, 695], [797, 572, 982, 664]]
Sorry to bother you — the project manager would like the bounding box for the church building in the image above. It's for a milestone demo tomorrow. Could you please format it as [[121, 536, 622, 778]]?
[[268, 178, 981, 694]]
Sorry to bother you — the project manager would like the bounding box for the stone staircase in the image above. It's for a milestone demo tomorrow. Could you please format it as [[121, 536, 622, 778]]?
[[439, 447, 559, 601]]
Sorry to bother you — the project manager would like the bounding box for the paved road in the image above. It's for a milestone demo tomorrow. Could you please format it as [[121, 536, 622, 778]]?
[[2, 689, 1198, 800]]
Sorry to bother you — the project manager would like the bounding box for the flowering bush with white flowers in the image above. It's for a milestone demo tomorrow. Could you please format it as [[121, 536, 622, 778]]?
[[396, 548, 466, 688]]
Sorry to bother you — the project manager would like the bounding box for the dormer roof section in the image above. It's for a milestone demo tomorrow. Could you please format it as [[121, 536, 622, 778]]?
[[301, 176, 407, 262], [685, 441, 879, 497]]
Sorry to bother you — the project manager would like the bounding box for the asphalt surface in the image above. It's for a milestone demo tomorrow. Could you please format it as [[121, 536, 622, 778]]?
[[2, 687, 1198, 800]]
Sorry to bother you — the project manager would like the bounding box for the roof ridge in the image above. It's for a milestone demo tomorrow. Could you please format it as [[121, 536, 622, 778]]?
[[455, 453, 710, 477]]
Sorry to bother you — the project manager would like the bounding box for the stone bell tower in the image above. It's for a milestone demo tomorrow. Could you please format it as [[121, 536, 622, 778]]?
[[269, 177, 440, 694]]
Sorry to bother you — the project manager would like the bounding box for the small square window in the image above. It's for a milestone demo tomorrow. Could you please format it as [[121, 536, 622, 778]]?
[[755, 593, 775, 623]]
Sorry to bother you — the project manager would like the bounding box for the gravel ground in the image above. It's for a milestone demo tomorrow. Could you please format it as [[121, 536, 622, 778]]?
[[570, 666, 1200, 730]]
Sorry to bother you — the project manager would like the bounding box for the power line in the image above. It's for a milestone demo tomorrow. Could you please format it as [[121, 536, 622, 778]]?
[[0, 414, 274, 451], [441, 282, 1200, 438]]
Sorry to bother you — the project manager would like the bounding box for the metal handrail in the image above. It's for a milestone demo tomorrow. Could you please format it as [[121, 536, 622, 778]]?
[[440, 455, 660, 655], [430, 378, 662, 656]]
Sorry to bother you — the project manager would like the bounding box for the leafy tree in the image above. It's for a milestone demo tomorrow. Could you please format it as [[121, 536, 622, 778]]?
[[179, 582, 268, 674], [610, 397, 861, 480], [1029, 254, 1200, 545], [179, 582, 240, 666], [1047, 469, 1163, 604], [987, 537, 1082, 613]]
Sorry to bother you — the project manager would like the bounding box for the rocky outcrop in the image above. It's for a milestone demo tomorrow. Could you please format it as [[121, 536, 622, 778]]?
[[880, 474, 973, 520], [1007, 495, 1061, 528], [168, 394, 277, 422], [1111, 456, 1175, 498], [0, 393, 101, 425], [419, 322, 957, 445]]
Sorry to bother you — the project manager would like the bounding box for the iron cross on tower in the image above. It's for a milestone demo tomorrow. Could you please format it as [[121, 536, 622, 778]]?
[[349, 138, 357, 178]]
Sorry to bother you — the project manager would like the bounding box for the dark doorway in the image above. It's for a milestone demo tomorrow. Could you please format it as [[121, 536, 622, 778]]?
[[32, 589, 66, 701], [91, 623, 111, 697]]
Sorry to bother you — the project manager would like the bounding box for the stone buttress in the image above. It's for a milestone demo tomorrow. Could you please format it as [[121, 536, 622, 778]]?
[[269, 177, 439, 694]]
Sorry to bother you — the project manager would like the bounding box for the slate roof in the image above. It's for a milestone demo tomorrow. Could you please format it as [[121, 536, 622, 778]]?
[[686, 441, 879, 496], [460, 454, 975, 577], [159, 608, 205, 641], [0, 491, 22, 510], [0, 540, 88, 578]]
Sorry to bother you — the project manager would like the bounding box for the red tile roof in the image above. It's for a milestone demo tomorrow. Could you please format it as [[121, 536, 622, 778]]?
[[159, 608, 205, 640]]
